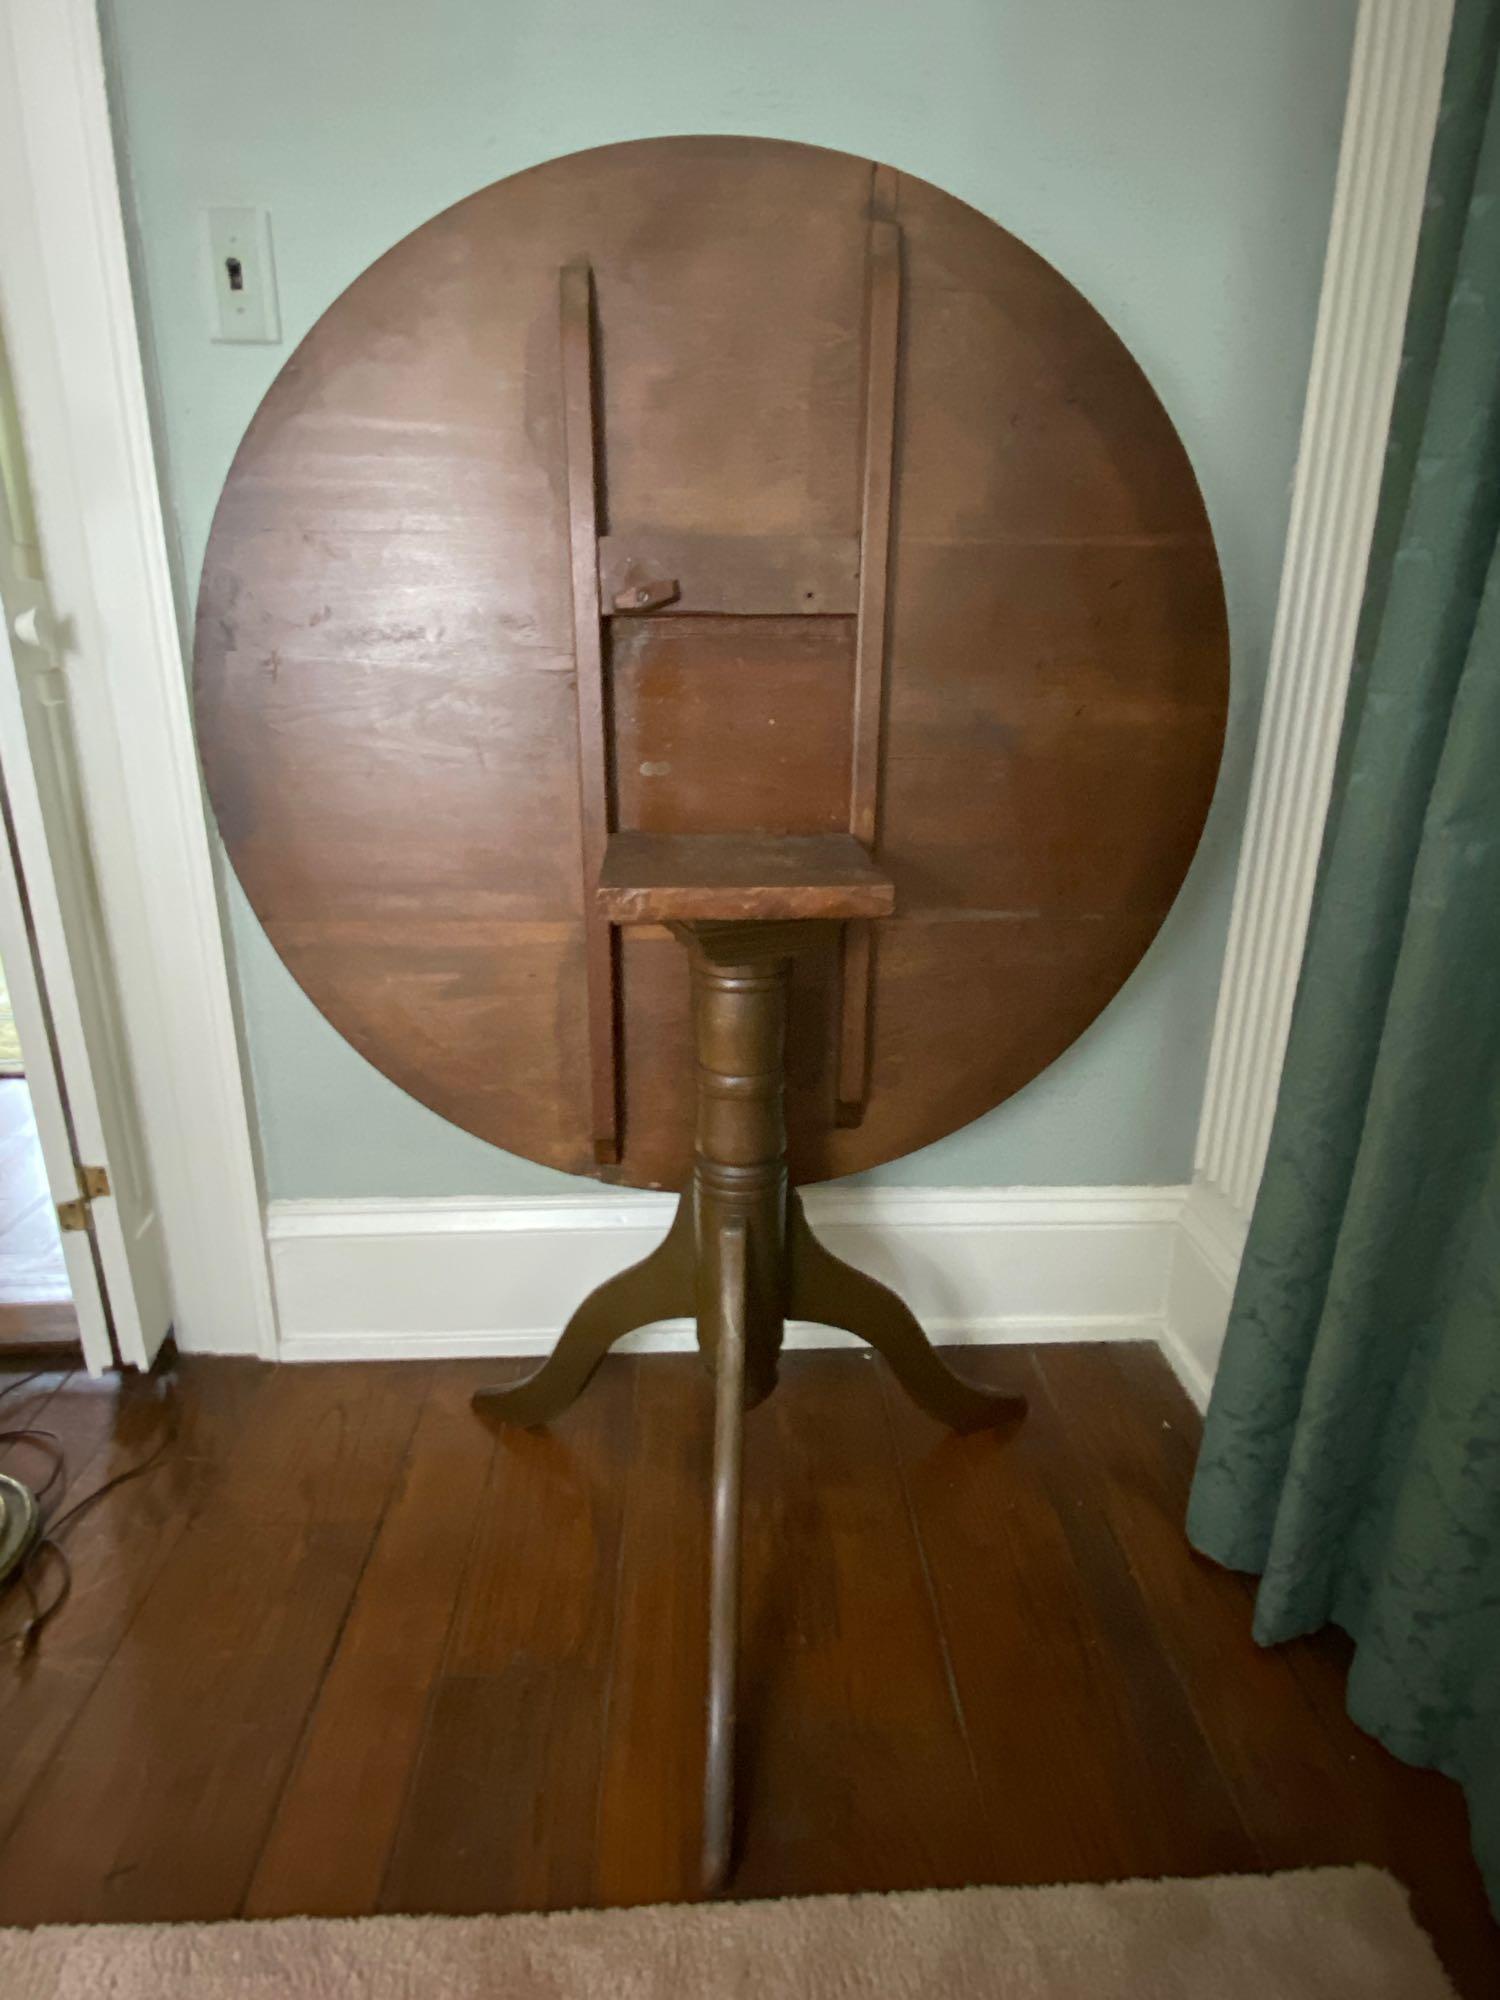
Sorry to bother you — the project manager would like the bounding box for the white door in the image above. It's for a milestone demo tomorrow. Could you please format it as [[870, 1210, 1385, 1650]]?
[[0, 362, 173, 1372]]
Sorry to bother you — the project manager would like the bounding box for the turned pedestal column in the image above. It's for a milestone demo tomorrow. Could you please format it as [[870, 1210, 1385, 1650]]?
[[473, 918, 1024, 1889]]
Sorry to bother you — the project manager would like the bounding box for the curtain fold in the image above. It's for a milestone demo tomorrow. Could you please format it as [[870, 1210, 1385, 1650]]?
[[1187, 0, 1500, 1917]]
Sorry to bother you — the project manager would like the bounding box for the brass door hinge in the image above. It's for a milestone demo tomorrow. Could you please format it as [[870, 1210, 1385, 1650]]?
[[56, 1165, 110, 1232]]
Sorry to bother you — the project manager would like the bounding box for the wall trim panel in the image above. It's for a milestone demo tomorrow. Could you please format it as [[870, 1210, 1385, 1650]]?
[[1195, 0, 1453, 1219], [1182, 0, 1454, 1389]]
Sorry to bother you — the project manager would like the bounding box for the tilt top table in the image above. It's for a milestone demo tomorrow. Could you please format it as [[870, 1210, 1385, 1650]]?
[[193, 136, 1229, 1894]]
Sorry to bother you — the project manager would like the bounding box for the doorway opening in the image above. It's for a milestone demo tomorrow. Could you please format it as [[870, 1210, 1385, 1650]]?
[[0, 946, 77, 1355]]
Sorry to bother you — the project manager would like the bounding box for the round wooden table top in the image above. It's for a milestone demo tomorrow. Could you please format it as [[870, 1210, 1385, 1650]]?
[[195, 135, 1228, 1190]]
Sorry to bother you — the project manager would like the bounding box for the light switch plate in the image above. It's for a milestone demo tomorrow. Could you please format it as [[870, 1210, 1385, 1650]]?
[[204, 205, 280, 343]]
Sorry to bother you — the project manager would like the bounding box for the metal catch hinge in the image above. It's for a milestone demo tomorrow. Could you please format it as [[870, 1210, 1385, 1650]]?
[[56, 1165, 110, 1232]]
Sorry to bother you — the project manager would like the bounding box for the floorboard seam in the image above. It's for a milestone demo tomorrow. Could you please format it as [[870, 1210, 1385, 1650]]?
[[1026, 1348, 1272, 1870], [240, 1363, 441, 1916], [373, 1368, 509, 1914], [873, 1357, 1001, 1876], [589, 1361, 641, 1896]]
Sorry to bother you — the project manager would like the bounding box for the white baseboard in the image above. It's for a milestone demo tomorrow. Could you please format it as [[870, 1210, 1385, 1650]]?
[[266, 1184, 1188, 1365], [1160, 1179, 1246, 1409]]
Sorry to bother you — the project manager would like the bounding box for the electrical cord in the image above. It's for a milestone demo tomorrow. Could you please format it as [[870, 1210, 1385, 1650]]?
[[0, 1375, 178, 1659]]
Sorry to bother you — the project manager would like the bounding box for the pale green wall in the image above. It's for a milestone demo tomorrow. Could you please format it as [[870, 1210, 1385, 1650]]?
[[102, 0, 1357, 1199]]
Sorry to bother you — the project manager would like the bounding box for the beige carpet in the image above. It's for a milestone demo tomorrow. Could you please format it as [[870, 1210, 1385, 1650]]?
[[0, 1868, 1457, 1998]]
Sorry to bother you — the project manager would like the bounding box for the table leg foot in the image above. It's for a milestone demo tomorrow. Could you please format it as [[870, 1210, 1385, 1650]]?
[[472, 1195, 694, 1430], [785, 1192, 1026, 1434]]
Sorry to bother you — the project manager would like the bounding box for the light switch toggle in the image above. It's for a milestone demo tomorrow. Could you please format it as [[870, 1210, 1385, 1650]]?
[[204, 206, 280, 343]]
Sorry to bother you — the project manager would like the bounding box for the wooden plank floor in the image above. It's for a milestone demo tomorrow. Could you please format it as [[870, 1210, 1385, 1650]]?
[[0, 1344, 1494, 1994]]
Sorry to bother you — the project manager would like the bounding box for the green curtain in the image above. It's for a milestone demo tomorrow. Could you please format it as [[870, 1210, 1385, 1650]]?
[[1186, 0, 1500, 1919]]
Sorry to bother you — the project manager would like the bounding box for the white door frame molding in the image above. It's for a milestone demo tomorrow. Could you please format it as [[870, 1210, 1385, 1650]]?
[[0, 0, 275, 1358], [1165, 0, 1455, 1403]]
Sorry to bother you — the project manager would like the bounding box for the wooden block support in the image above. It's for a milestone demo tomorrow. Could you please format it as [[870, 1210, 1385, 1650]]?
[[560, 260, 621, 1165], [839, 167, 902, 1124], [597, 832, 895, 926]]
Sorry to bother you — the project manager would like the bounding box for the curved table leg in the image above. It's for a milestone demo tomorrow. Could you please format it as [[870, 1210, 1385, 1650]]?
[[472, 1196, 695, 1430], [786, 1193, 1026, 1434], [702, 1216, 747, 1895]]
